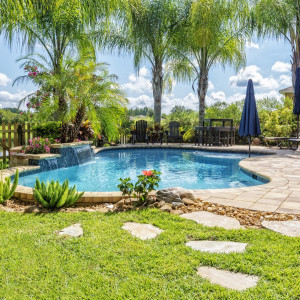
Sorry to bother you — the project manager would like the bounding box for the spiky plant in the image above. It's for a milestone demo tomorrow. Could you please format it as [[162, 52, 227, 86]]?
[[33, 179, 84, 209], [0, 169, 19, 204]]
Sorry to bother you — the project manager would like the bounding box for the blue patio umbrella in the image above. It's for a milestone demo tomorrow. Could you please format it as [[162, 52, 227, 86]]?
[[239, 79, 261, 157], [293, 67, 300, 139]]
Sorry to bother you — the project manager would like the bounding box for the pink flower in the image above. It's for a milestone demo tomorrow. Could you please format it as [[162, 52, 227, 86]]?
[[32, 72, 37, 76], [20, 112, 23, 115], [28, 72, 32, 76]]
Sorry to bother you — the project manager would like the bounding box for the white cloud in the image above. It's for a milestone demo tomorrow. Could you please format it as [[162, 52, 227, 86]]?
[[128, 94, 152, 108], [139, 66, 150, 77], [246, 41, 259, 49], [279, 75, 292, 87], [210, 91, 226, 102], [271, 61, 291, 73], [229, 65, 278, 89], [255, 90, 281, 100], [0, 73, 11, 87], [208, 81, 214, 91], [0, 90, 30, 108], [122, 66, 152, 94]]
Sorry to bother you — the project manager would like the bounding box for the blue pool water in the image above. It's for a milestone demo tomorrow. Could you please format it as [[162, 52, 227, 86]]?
[[18, 148, 267, 191]]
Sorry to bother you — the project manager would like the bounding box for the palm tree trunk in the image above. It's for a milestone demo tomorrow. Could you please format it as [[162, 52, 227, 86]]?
[[152, 61, 163, 125], [197, 70, 209, 126], [69, 105, 86, 141]]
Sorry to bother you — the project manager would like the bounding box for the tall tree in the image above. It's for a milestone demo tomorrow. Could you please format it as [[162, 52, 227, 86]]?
[[171, 0, 250, 125], [254, 0, 300, 87], [0, 0, 122, 141], [109, 0, 190, 125]]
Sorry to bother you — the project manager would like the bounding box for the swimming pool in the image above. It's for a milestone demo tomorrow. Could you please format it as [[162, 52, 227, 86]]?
[[17, 148, 267, 192]]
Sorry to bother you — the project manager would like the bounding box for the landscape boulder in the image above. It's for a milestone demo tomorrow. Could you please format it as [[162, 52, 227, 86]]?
[[156, 187, 195, 204]]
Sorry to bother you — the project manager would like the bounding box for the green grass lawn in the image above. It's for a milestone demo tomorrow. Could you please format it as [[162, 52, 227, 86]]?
[[0, 209, 299, 299]]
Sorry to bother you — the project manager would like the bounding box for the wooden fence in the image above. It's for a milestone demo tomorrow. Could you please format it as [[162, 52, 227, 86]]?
[[0, 122, 35, 160]]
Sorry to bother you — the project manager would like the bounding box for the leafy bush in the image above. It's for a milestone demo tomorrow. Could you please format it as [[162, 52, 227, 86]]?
[[0, 169, 19, 204], [33, 179, 84, 209], [118, 170, 161, 206], [259, 97, 297, 137], [22, 137, 51, 154], [33, 122, 61, 142]]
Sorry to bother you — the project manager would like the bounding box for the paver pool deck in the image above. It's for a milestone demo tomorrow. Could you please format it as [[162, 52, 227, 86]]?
[[5, 144, 300, 214]]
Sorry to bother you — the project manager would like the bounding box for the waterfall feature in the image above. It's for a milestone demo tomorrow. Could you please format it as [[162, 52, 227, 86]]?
[[73, 145, 94, 165], [37, 144, 95, 171]]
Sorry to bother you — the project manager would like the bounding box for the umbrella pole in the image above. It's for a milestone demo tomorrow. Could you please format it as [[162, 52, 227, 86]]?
[[248, 135, 251, 158], [297, 115, 299, 139]]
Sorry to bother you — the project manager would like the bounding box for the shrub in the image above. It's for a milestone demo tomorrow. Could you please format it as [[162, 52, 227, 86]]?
[[23, 137, 51, 154], [33, 122, 61, 142], [0, 169, 19, 204], [33, 179, 84, 209], [118, 170, 161, 206]]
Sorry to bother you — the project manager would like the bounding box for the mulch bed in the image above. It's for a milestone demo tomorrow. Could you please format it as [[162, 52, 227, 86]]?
[[1, 198, 299, 229]]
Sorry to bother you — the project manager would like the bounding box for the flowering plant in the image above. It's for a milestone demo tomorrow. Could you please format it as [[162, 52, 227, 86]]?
[[24, 65, 51, 111], [118, 169, 161, 206], [22, 137, 51, 154]]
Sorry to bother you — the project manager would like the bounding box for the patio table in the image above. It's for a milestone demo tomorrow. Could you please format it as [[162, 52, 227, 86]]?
[[195, 119, 235, 146]]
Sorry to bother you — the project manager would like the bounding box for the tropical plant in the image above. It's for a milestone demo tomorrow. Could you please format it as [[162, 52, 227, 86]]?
[[0, 169, 19, 204], [254, 0, 300, 86], [33, 178, 84, 209], [77, 121, 94, 141], [171, 0, 250, 125], [118, 170, 161, 206], [110, 0, 191, 124], [16, 51, 127, 142]]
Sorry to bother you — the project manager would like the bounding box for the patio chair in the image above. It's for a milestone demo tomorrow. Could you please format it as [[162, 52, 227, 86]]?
[[131, 120, 148, 144], [165, 121, 185, 144]]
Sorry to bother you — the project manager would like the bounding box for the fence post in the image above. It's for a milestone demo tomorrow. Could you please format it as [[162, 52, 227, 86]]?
[[17, 124, 24, 146]]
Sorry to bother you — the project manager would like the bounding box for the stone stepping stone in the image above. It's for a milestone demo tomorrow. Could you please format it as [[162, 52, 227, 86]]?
[[197, 266, 259, 291], [122, 222, 163, 240], [186, 241, 248, 253], [181, 211, 242, 229], [262, 220, 300, 237], [58, 223, 83, 237]]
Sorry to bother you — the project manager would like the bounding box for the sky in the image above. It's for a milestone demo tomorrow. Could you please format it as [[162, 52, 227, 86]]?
[[0, 35, 293, 113]]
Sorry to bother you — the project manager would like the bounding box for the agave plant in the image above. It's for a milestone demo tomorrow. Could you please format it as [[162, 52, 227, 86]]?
[[33, 178, 84, 209], [0, 169, 19, 204]]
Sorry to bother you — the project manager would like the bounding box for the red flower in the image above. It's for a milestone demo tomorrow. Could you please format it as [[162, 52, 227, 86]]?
[[142, 170, 153, 176]]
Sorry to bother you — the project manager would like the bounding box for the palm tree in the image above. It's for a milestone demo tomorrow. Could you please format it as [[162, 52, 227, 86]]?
[[1, 0, 122, 141], [15, 50, 127, 141], [171, 0, 250, 125], [254, 0, 300, 87], [108, 0, 191, 125]]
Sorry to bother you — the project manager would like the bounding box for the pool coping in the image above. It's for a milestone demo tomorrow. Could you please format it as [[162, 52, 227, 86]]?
[[3, 144, 300, 213]]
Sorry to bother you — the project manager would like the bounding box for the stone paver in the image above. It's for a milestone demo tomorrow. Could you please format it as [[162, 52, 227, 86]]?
[[197, 266, 259, 291], [181, 211, 243, 229], [58, 223, 83, 237], [122, 222, 163, 240], [186, 241, 248, 253], [261, 220, 300, 237]]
